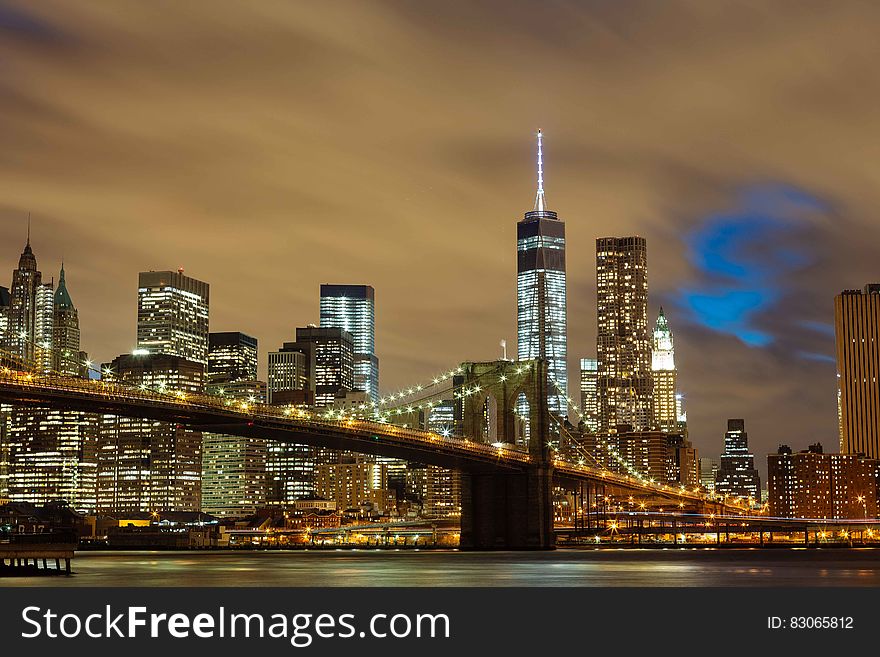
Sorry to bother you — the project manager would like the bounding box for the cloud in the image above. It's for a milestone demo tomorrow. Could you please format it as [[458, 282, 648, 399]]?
[[1, 0, 878, 474]]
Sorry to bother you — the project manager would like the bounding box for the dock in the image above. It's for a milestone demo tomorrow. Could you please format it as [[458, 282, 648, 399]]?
[[0, 532, 77, 576]]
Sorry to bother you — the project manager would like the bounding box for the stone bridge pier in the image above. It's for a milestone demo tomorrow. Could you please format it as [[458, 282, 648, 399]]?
[[457, 359, 555, 550]]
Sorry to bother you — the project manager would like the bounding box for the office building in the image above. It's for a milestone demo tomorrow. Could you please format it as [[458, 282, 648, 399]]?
[[267, 347, 313, 405], [7, 232, 42, 362], [652, 307, 678, 432], [596, 236, 652, 431], [835, 284, 880, 458], [579, 358, 599, 432], [320, 284, 378, 402], [52, 265, 87, 377], [201, 331, 267, 517], [97, 353, 204, 513], [33, 282, 54, 373], [0, 286, 9, 350], [589, 429, 697, 487], [284, 326, 353, 408], [699, 457, 719, 493], [207, 332, 258, 385], [768, 443, 878, 519], [714, 419, 761, 502], [517, 130, 568, 416], [136, 270, 210, 365]]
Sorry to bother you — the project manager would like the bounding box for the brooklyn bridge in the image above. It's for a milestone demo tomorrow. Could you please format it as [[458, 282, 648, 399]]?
[[0, 351, 738, 549]]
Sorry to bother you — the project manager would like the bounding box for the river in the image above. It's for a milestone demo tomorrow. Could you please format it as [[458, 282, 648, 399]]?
[[5, 548, 880, 586]]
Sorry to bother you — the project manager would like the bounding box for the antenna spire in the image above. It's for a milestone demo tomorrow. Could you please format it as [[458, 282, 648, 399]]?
[[26, 212, 31, 246], [534, 129, 546, 212]]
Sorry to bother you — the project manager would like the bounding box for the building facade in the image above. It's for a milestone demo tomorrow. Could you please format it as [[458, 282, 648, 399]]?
[[579, 358, 599, 432], [714, 419, 761, 502], [596, 236, 652, 431], [651, 307, 678, 432], [207, 332, 258, 385], [7, 235, 42, 362], [202, 331, 267, 517], [136, 270, 210, 365], [320, 284, 379, 402], [835, 284, 880, 458], [52, 265, 87, 377], [517, 130, 568, 417], [768, 443, 878, 519]]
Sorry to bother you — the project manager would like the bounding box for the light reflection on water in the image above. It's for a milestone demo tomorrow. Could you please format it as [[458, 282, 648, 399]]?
[[3, 549, 880, 587]]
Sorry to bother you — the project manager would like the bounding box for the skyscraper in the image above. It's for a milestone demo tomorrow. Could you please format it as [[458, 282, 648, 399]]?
[[137, 270, 210, 365], [207, 332, 258, 385], [52, 265, 86, 377], [289, 326, 354, 408], [651, 307, 677, 432], [7, 230, 42, 363], [835, 284, 880, 458], [596, 236, 652, 431], [714, 419, 761, 502], [0, 286, 10, 349], [202, 331, 267, 517], [99, 353, 204, 513], [320, 284, 378, 402], [517, 130, 568, 416], [579, 358, 598, 432]]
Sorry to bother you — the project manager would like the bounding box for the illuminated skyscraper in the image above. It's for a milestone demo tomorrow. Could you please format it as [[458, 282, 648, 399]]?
[[98, 353, 204, 513], [835, 284, 880, 458], [596, 236, 652, 431], [517, 130, 568, 416], [207, 332, 258, 385], [0, 286, 9, 350], [33, 282, 54, 373], [714, 419, 761, 502], [651, 307, 677, 432], [7, 230, 42, 362], [137, 270, 210, 365], [579, 358, 598, 432], [52, 265, 87, 377], [320, 284, 378, 402], [203, 332, 267, 517], [289, 326, 354, 408]]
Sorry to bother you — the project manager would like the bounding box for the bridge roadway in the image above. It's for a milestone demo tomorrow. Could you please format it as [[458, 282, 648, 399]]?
[[0, 367, 727, 506]]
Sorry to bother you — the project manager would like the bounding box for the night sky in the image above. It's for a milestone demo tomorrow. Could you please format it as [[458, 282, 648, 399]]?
[[1, 1, 878, 471]]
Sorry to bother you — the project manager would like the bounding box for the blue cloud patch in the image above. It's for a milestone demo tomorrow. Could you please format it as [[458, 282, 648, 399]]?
[[677, 184, 826, 347]]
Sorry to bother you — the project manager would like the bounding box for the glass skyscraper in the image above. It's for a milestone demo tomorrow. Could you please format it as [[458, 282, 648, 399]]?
[[319, 284, 378, 402], [579, 358, 599, 432], [516, 130, 568, 416], [651, 306, 678, 432]]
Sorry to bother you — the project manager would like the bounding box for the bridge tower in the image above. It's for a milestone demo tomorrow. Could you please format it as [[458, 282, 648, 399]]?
[[458, 359, 555, 550]]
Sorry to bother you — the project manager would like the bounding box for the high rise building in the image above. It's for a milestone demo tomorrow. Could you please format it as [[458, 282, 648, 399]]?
[[596, 236, 652, 431], [202, 331, 267, 517], [33, 282, 54, 374], [589, 429, 697, 487], [0, 286, 9, 351], [287, 326, 353, 408], [652, 307, 677, 432], [207, 332, 258, 385], [136, 270, 210, 365], [699, 457, 719, 493], [320, 284, 378, 402], [835, 284, 880, 458], [7, 231, 42, 362], [98, 353, 204, 513], [52, 265, 86, 377], [714, 419, 761, 502], [517, 130, 568, 416], [579, 358, 599, 432], [267, 347, 313, 405], [768, 443, 878, 519]]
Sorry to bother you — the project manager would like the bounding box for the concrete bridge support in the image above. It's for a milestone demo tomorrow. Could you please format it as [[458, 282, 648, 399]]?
[[459, 465, 554, 550]]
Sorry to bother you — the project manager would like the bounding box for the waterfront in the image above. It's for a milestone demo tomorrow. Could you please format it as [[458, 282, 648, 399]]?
[[4, 549, 880, 587]]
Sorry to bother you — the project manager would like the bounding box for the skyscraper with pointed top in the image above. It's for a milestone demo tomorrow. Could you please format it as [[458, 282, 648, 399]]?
[[517, 129, 568, 417], [53, 264, 86, 376], [7, 225, 42, 363], [651, 306, 678, 432]]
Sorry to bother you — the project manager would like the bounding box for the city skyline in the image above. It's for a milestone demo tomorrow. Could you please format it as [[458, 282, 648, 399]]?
[[2, 1, 879, 469]]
